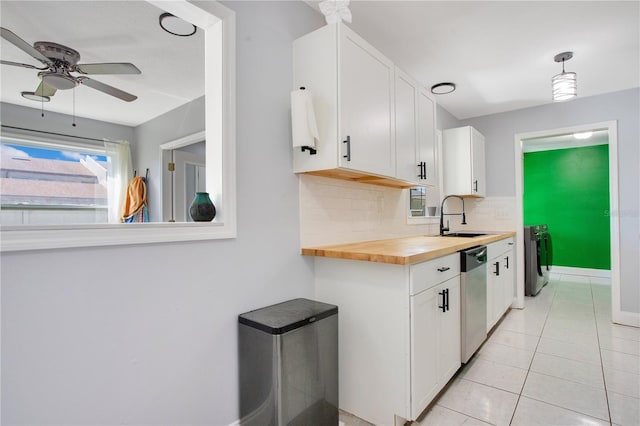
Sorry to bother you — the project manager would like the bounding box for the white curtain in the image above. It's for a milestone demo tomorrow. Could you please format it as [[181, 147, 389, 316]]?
[[104, 140, 133, 223]]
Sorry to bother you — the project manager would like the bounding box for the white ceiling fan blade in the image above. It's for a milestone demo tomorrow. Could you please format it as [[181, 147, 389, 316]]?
[[0, 27, 51, 64], [75, 62, 142, 75], [35, 80, 57, 97], [79, 77, 137, 102], [1, 59, 47, 70]]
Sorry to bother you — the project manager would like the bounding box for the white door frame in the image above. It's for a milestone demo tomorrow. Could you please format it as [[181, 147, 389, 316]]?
[[513, 121, 623, 324], [160, 131, 206, 222]]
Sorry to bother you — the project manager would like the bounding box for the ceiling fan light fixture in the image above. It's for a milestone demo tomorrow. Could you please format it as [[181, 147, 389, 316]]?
[[39, 72, 78, 90], [21, 91, 50, 102], [431, 82, 456, 95], [159, 12, 197, 37], [552, 51, 577, 102]]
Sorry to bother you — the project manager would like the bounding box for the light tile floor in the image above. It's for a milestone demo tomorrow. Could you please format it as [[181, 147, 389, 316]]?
[[340, 276, 640, 426]]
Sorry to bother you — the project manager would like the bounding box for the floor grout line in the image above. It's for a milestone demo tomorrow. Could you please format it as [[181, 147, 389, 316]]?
[[591, 282, 614, 425], [506, 282, 554, 426]]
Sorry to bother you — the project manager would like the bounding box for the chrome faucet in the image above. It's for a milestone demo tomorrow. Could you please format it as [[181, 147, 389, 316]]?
[[440, 195, 467, 236]]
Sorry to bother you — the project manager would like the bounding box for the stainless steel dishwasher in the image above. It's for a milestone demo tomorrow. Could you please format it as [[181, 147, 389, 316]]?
[[460, 245, 488, 363]]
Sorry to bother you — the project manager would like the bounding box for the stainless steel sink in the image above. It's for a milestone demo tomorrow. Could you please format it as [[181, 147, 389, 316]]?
[[441, 232, 488, 238]]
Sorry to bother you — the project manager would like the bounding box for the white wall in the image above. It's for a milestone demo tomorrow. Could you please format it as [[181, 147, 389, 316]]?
[[0, 2, 324, 425], [133, 96, 205, 222], [461, 88, 640, 314]]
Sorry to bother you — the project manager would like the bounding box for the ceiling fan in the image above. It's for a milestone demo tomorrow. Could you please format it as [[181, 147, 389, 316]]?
[[0, 27, 141, 103]]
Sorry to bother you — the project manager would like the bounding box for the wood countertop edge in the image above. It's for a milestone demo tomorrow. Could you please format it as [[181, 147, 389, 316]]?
[[301, 232, 517, 265]]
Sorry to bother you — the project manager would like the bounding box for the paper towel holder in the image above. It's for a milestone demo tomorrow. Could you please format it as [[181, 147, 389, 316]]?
[[301, 147, 317, 155], [298, 87, 317, 155]]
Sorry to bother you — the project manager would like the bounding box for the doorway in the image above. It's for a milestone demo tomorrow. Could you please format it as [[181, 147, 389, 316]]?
[[514, 121, 621, 323], [160, 130, 206, 222]]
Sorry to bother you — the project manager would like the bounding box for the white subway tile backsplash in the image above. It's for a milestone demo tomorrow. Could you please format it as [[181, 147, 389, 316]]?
[[299, 175, 517, 246]]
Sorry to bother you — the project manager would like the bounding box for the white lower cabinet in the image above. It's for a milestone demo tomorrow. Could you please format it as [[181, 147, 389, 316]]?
[[314, 253, 461, 425], [487, 237, 516, 332], [411, 276, 460, 419]]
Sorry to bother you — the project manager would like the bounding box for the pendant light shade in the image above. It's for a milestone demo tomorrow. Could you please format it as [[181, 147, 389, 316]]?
[[552, 52, 577, 102]]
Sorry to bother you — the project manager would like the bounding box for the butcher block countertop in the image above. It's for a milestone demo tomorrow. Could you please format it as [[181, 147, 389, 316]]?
[[301, 232, 517, 265]]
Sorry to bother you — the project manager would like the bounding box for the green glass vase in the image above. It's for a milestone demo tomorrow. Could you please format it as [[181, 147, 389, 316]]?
[[189, 192, 216, 222]]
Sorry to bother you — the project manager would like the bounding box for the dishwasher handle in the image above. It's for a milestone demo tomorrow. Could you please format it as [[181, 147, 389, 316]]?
[[461, 245, 488, 272], [474, 248, 487, 260]]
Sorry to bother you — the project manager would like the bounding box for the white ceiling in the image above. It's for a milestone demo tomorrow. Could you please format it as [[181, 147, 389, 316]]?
[[3, 1, 637, 126], [0, 1, 204, 127], [306, 1, 640, 120]]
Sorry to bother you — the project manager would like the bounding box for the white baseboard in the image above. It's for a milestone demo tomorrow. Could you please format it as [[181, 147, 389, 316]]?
[[613, 310, 640, 328], [226, 420, 240, 426], [551, 266, 611, 278]]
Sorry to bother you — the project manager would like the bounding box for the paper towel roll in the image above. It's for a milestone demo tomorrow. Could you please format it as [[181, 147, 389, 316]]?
[[291, 88, 319, 149]]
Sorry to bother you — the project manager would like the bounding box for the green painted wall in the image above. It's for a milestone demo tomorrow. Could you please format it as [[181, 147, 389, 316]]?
[[524, 144, 610, 270]]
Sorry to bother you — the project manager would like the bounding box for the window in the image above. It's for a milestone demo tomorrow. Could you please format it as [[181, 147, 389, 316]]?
[[407, 186, 440, 225], [1, 138, 109, 225], [409, 187, 426, 217], [0, 0, 236, 251]]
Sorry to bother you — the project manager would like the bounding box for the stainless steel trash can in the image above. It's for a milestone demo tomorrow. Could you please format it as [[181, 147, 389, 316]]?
[[238, 298, 338, 426]]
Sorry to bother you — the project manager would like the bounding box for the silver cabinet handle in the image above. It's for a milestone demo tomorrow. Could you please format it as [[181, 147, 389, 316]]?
[[342, 136, 351, 161]]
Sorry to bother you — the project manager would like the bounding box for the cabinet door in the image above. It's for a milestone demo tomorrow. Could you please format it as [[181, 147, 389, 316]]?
[[410, 285, 440, 419], [395, 68, 419, 183], [439, 276, 461, 385], [418, 87, 436, 186], [443, 126, 472, 196], [443, 126, 486, 197], [487, 256, 501, 332], [502, 248, 515, 312], [339, 27, 395, 177], [471, 128, 486, 196]]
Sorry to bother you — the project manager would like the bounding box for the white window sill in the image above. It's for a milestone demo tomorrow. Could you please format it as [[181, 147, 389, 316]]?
[[0, 222, 237, 252], [407, 216, 440, 226]]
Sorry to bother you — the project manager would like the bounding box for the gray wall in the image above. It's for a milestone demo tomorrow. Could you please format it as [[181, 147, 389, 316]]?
[[0, 102, 135, 143], [437, 102, 461, 131], [461, 88, 640, 314], [133, 96, 205, 222], [1, 2, 323, 425]]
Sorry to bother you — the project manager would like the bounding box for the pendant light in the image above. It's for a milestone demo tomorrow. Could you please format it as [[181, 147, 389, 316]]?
[[552, 51, 577, 102]]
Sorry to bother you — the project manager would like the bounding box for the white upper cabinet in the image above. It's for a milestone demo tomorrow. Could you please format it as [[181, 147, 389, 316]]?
[[292, 23, 398, 185], [339, 27, 395, 176], [395, 68, 420, 183], [395, 68, 437, 187], [417, 86, 437, 186], [443, 126, 486, 197]]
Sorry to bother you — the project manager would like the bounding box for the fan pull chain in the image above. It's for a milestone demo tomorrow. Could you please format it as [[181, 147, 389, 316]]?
[[72, 86, 77, 127], [40, 83, 44, 118]]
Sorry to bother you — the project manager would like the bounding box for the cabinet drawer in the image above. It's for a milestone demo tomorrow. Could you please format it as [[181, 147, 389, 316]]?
[[411, 252, 460, 295], [487, 237, 515, 258]]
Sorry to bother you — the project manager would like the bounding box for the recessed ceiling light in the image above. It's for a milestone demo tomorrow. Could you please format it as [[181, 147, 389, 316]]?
[[573, 131, 593, 140], [21, 91, 50, 102], [159, 12, 197, 37], [430, 82, 456, 95]]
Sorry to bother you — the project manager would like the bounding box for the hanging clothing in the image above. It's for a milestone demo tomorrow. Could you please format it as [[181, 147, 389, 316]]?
[[120, 176, 149, 223]]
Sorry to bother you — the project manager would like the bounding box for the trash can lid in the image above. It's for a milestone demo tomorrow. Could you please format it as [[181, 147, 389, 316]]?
[[238, 298, 338, 335]]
